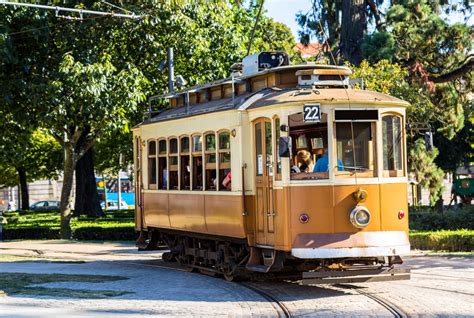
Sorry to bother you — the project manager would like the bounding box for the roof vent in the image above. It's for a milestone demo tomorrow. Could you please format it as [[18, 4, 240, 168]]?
[[242, 52, 289, 77], [296, 68, 351, 87]]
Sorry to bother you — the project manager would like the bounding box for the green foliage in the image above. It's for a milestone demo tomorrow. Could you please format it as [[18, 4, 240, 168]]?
[[409, 230, 474, 252], [362, 32, 395, 63], [409, 139, 445, 205], [0, 129, 62, 187], [3, 209, 135, 241], [410, 208, 474, 231]]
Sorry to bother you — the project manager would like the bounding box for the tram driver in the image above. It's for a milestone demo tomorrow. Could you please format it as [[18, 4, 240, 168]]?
[[313, 148, 344, 172]]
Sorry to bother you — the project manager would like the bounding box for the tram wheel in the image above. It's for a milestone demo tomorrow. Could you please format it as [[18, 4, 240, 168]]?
[[223, 271, 235, 282], [162, 252, 175, 262]]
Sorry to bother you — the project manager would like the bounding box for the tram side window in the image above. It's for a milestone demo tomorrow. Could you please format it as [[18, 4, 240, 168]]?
[[204, 133, 217, 191], [335, 122, 377, 177], [255, 123, 263, 176], [169, 138, 179, 190], [274, 117, 282, 179], [218, 131, 231, 191], [382, 115, 403, 177], [192, 135, 203, 190], [158, 139, 167, 189], [148, 140, 157, 189], [288, 112, 329, 180], [180, 136, 191, 190]]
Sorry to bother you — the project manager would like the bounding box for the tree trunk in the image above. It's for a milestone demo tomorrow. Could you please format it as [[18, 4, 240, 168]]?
[[74, 146, 103, 217], [17, 167, 29, 211], [340, 0, 366, 65], [60, 143, 75, 239]]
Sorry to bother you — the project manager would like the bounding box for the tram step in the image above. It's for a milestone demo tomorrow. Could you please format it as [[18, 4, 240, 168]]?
[[245, 264, 270, 273], [302, 267, 410, 285]]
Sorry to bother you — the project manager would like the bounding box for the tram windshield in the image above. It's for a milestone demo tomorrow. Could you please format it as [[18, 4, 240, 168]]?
[[288, 112, 329, 180], [335, 122, 376, 177]]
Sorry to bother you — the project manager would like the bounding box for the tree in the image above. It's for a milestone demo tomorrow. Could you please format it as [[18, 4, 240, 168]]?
[[297, 0, 384, 65], [0, 128, 62, 210], [38, 54, 146, 238]]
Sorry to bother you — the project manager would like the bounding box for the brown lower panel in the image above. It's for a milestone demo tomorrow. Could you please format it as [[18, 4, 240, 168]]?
[[142, 191, 246, 239], [293, 231, 409, 249]]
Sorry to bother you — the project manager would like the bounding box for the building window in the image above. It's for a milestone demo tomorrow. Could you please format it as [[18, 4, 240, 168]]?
[[180, 136, 191, 190], [204, 132, 217, 190], [192, 135, 203, 190], [383, 115, 403, 176], [218, 131, 231, 191], [158, 139, 167, 189], [148, 140, 157, 189], [169, 138, 179, 190], [335, 122, 377, 177]]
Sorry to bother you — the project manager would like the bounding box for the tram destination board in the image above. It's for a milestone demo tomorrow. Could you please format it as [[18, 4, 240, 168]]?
[[303, 104, 321, 122]]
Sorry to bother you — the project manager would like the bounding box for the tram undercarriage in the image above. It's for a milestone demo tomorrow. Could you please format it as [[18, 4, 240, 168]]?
[[137, 229, 410, 283]]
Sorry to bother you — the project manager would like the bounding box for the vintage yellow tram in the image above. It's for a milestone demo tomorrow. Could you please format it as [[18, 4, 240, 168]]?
[[133, 52, 410, 283]]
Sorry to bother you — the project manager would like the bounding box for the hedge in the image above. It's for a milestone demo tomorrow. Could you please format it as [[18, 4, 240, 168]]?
[[409, 208, 473, 231], [3, 225, 136, 241], [409, 230, 474, 252]]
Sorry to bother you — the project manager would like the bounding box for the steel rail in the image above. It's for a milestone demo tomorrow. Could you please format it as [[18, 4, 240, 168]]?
[[336, 284, 407, 318], [237, 282, 292, 318]]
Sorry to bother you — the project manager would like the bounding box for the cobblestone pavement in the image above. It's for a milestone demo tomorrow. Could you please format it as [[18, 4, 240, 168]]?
[[0, 241, 473, 317]]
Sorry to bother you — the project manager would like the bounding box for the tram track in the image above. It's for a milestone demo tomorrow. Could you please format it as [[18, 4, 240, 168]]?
[[238, 282, 292, 318], [335, 284, 407, 318]]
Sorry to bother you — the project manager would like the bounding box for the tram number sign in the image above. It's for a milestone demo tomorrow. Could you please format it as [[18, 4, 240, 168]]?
[[303, 104, 321, 122]]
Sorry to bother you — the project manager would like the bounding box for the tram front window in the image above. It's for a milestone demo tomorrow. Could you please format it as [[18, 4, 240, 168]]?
[[288, 112, 329, 180], [335, 122, 376, 177]]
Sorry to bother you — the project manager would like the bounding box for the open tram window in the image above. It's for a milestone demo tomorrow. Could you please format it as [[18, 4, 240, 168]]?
[[147, 140, 157, 189], [218, 131, 231, 191], [288, 112, 329, 180], [169, 138, 179, 190], [204, 132, 217, 191], [180, 136, 191, 190], [335, 122, 377, 177], [191, 135, 203, 190], [382, 115, 403, 177], [158, 139, 167, 189]]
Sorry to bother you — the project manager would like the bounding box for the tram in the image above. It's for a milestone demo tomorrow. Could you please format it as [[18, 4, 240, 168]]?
[[133, 52, 410, 283]]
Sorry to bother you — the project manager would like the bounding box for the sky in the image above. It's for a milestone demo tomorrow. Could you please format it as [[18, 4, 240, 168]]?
[[263, 0, 473, 43], [264, 0, 312, 42]]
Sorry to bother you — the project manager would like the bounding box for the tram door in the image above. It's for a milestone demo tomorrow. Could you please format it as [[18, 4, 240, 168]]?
[[135, 137, 143, 227], [254, 119, 275, 246]]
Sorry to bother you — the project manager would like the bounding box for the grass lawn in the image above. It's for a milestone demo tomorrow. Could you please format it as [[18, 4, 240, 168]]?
[[0, 272, 131, 299]]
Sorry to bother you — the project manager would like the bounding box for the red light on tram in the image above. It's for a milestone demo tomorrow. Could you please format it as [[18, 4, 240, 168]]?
[[398, 210, 405, 220]]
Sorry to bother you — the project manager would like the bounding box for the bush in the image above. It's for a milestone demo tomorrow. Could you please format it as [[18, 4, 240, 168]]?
[[72, 225, 136, 241], [410, 230, 474, 252], [3, 227, 61, 240], [410, 208, 473, 231]]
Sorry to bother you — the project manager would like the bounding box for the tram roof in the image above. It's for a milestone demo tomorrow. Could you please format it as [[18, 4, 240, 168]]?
[[141, 87, 409, 125]]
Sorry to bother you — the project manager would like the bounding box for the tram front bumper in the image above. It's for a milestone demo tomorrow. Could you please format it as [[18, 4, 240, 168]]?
[[291, 231, 410, 259]]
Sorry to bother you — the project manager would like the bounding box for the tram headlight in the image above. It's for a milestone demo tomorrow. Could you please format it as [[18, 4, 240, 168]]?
[[349, 206, 371, 229]]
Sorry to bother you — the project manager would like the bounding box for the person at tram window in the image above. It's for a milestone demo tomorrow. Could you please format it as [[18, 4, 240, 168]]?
[[222, 171, 232, 190], [313, 148, 343, 172], [296, 150, 314, 172]]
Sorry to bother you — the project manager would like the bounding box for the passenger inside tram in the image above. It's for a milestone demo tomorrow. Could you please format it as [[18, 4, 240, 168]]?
[[288, 112, 329, 180]]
